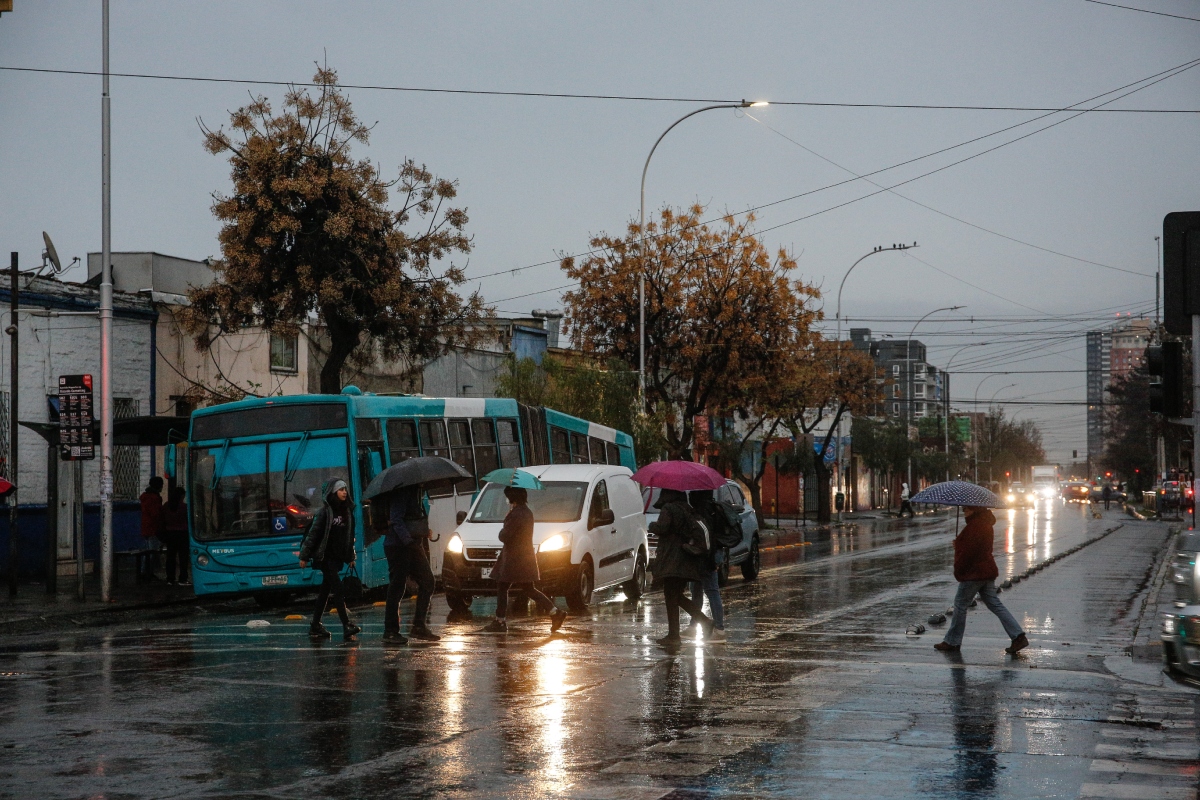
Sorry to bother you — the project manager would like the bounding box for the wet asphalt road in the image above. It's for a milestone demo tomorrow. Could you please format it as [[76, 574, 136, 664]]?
[[1, 503, 1196, 800]]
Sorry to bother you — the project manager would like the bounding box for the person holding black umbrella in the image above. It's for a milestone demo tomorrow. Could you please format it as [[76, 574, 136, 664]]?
[[383, 485, 440, 644]]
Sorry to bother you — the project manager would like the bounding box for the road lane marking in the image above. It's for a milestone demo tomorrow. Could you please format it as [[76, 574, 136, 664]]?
[[1079, 783, 1196, 799], [1095, 742, 1200, 760], [1090, 759, 1197, 776]]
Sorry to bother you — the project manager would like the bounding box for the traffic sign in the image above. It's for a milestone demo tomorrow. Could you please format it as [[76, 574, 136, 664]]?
[[58, 374, 95, 461]]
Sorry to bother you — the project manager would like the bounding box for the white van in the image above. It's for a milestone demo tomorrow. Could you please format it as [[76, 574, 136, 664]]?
[[441, 464, 649, 612]]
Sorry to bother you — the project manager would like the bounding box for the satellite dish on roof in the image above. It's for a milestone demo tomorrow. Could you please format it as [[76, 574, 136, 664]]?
[[42, 231, 63, 274]]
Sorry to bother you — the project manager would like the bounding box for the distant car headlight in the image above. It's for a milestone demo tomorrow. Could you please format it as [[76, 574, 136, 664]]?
[[446, 535, 463, 554], [1006, 494, 1016, 502], [1163, 614, 1178, 635], [539, 533, 569, 552]]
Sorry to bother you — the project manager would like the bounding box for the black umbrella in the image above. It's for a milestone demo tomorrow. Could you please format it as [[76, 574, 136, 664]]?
[[363, 456, 471, 499]]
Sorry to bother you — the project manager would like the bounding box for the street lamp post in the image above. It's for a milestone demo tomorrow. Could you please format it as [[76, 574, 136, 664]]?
[[100, 0, 115, 602], [942, 343, 984, 482], [638, 100, 767, 407], [906, 306, 964, 490], [973, 377, 1015, 482]]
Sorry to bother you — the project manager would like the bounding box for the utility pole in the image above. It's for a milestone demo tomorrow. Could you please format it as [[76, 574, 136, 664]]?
[[99, 0, 114, 601], [6, 253, 16, 598]]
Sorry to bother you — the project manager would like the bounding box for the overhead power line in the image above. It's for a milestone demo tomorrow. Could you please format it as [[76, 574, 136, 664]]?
[[1083, 0, 1200, 22], [1, 64, 1197, 111]]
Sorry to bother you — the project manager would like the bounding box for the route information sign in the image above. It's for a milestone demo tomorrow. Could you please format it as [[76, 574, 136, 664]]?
[[58, 374, 95, 461]]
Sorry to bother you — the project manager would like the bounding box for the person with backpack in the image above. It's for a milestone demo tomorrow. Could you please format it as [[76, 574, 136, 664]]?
[[383, 485, 440, 644], [686, 488, 730, 642], [900, 482, 915, 518], [298, 479, 362, 643], [648, 488, 714, 648]]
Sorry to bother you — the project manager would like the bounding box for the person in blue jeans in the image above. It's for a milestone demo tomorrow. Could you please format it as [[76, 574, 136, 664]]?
[[935, 506, 1028, 654], [687, 489, 726, 642]]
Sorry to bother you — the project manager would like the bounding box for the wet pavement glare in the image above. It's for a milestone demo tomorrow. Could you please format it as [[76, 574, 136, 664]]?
[[2, 502, 1197, 799]]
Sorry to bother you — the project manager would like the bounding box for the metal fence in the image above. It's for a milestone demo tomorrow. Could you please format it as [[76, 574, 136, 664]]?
[[114, 397, 139, 500]]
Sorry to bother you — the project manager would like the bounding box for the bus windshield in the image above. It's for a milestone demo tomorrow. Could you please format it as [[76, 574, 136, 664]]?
[[470, 481, 588, 524], [191, 435, 350, 541]]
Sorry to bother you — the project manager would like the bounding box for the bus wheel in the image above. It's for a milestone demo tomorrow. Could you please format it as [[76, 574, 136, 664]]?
[[446, 590, 473, 614], [566, 558, 594, 613]]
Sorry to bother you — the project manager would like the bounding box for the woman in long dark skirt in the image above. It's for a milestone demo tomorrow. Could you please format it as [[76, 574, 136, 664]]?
[[482, 486, 568, 634]]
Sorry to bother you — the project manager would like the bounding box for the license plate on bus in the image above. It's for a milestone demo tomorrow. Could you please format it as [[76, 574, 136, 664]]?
[[480, 567, 492, 579], [262, 575, 289, 586]]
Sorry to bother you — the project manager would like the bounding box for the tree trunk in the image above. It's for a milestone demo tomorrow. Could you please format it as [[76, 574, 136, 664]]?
[[319, 318, 361, 395], [814, 458, 832, 524], [746, 480, 766, 529]]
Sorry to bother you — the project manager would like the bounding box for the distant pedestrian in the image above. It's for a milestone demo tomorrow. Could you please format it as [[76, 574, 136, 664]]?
[[482, 486, 567, 634], [899, 482, 915, 518], [934, 506, 1028, 655], [686, 488, 727, 642], [298, 479, 361, 642], [138, 476, 165, 581], [383, 485, 440, 644], [1102, 483, 1112, 511], [161, 485, 190, 586], [648, 488, 714, 648]]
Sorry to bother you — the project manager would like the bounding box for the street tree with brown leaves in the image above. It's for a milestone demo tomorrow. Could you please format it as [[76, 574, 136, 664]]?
[[182, 67, 486, 393], [562, 205, 820, 460]]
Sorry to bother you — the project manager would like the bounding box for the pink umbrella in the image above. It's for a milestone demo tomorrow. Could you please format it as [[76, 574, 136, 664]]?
[[631, 460, 726, 491]]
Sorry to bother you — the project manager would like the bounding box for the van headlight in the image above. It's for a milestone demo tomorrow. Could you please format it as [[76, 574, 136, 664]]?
[[1006, 494, 1016, 502], [1163, 614, 1178, 635], [539, 533, 569, 552], [446, 535, 463, 554]]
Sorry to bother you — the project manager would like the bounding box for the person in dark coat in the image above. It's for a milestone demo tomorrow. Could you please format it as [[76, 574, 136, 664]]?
[[299, 479, 361, 642], [138, 476, 165, 581], [935, 506, 1027, 654], [686, 489, 726, 641], [383, 485, 439, 644], [161, 485, 190, 586], [1101, 483, 1112, 510], [482, 486, 567, 634], [648, 488, 713, 647]]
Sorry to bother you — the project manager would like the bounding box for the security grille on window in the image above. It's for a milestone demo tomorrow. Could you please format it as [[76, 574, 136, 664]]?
[[113, 398, 140, 500], [269, 331, 298, 373]]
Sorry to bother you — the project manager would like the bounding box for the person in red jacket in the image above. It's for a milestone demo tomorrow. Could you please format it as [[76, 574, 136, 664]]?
[[935, 506, 1028, 654]]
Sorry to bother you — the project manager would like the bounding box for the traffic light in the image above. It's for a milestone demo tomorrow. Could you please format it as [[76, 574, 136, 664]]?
[[1163, 211, 1200, 336], [1147, 341, 1184, 417]]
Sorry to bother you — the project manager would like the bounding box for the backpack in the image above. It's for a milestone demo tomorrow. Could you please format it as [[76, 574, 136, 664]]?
[[669, 503, 710, 556], [711, 500, 744, 549]]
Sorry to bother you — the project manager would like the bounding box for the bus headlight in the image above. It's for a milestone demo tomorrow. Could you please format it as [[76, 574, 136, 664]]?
[[196, 554, 210, 566], [539, 533, 569, 552], [1163, 614, 1178, 635], [446, 535, 463, 554]]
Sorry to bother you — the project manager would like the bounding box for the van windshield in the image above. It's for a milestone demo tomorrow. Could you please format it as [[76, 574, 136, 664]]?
[[470, 481, 588, 523]]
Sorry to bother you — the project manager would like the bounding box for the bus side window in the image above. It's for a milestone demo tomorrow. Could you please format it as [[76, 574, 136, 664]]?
[[606, 442, 620, 465], [497, 418, 522, 467], [355, 419, 384, 481], [550, 426, 571, 464], [472, 418, 500, 478], [589, 437, 606, 465], [419, 419, 452, 497], [571, 432, 589, 464], [386, 419, 420, 465], [448, 419, 477, 492]]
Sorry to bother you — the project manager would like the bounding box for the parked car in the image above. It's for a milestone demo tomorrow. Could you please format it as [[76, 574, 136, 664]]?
[[1161, 531, 1200, 678], [1005, 482, 1034, 508], [1061, 481, 1091, 503], [1089, 483, 1127, 504], [642, 480, 761, 585], [441, 464, 649, 613]]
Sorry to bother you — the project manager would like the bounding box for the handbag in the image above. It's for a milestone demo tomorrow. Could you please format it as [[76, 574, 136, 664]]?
[[342, 563, 364, 602]]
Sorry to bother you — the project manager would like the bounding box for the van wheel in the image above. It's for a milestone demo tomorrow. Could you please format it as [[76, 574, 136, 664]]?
[[623, 553, 647, 600], [566, 559, 594, 612], [740, 534, 761, 581], [445, 590, 473, 614]]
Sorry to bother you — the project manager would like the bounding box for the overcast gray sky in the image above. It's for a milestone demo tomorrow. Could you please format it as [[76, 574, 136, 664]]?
[[1, 1, 1197, 463]]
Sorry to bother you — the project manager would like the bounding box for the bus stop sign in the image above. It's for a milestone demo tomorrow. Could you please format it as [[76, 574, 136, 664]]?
[[58, 374, 95, 461]]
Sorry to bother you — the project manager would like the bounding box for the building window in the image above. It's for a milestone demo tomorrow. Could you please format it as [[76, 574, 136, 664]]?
[[915, 364, 926, 377], [113, 398, 140, 501], [914, 384, 925, 398], [893, 384, 901, 398], [892, 402, 900, 415], [270, 331, 298, 374], [915, 402, 924, 416], [892, 364, 900, 376]]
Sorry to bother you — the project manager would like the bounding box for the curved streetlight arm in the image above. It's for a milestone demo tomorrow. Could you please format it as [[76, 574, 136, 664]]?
[[834, 243, 918, 342], [638, 101, 759, 403]]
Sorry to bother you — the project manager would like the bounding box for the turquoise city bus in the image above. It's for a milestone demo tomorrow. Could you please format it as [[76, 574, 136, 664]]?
[[185, 390, 636, 600]]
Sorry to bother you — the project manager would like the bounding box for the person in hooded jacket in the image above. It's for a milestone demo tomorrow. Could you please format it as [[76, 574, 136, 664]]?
[[648, 488, 714, 647], [299, 479, 362, 642], [935, 506, 1028, 654], [482, 486, 568, 634], [686, 489, 726, 642], [383, 485, 439, 644]]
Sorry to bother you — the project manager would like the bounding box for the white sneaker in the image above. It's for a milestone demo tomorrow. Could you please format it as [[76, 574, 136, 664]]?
[[708, 627, 728, 642]]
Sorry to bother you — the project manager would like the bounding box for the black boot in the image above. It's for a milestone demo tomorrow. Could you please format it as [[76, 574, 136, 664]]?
[[309, 623, 331, 641]]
